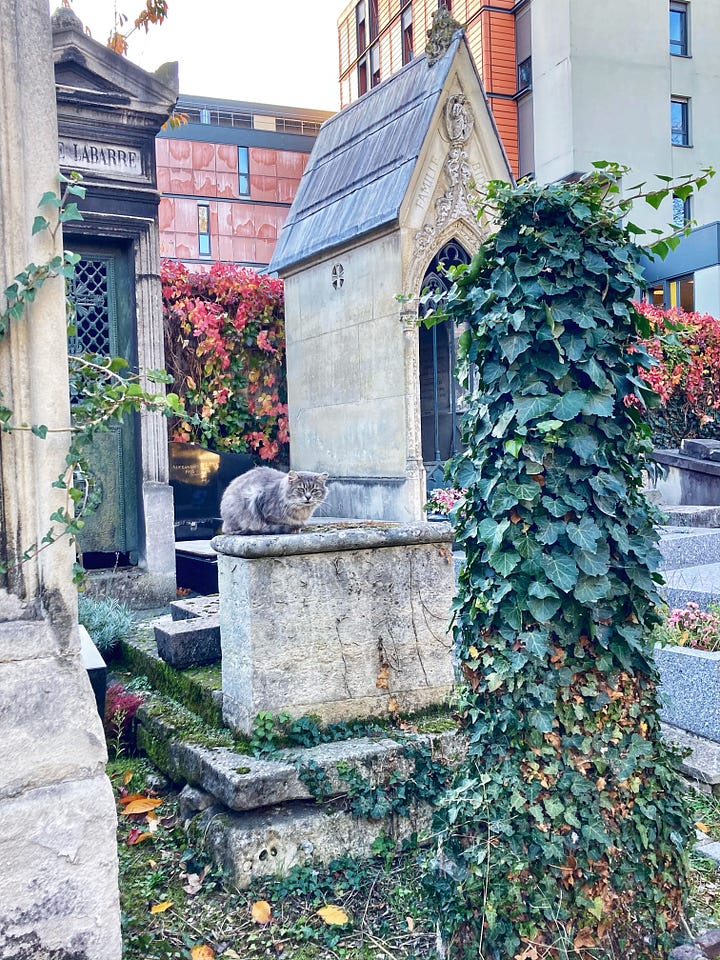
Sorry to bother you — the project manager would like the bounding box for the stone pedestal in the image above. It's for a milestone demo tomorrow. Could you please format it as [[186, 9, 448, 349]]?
[[212, 521, 455, 734]]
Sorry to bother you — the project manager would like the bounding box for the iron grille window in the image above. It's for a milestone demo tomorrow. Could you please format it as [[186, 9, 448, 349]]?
[[670, 1, 689, 56], [238, 147, 250, 197], [369, 0, 379, 41], [671, 97, 690, 145]]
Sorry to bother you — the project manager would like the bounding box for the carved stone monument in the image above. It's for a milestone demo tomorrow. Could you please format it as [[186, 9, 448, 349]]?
[[271, 26, 511, 521], [0, 2, 121, 956], [213, 521, 455, 734]]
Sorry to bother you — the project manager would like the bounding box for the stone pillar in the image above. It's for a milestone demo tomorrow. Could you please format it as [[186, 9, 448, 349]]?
[[401, 303, 427, 521], [0, 1, 122, 956]]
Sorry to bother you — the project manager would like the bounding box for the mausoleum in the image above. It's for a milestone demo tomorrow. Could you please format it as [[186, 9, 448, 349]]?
[[270, 21, 511, 521]]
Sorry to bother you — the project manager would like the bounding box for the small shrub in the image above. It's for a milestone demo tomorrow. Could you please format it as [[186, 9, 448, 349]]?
[[78, 595, 134, 656], [654, 602, 720, 652], [104, 682, 144, 759]]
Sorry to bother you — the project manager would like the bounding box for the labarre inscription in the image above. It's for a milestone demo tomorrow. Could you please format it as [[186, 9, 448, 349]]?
[[58, 138, 142, 177]]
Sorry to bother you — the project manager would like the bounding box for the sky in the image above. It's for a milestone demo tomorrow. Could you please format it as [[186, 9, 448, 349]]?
[[60, 0, 348, 111]]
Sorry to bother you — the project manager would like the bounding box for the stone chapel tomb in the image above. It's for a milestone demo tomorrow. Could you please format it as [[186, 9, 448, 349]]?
[[270, 25, 511, 522]]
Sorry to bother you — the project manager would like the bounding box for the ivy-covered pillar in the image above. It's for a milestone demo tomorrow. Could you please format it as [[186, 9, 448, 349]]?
[[0, 1, 121, 955], [430, 175, 692, 959]]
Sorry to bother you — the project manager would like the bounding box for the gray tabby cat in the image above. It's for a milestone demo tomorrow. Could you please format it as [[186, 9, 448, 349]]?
[[220, 466, 329, 535]]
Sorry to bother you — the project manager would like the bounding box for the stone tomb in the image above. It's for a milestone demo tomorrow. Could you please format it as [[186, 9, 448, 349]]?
[[212, 521, 455, 734]]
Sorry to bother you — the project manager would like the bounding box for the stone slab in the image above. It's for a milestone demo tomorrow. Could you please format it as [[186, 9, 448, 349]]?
[[656, 644, 720, 742], [137, 699, 461, 812], [215, 523, 455, 734], [659, 527, 720, 571], [661, 562, 720, 610], [661, 723, 720, 785], [170, 593, 220, 621], [661, 506, 720, 528], [695, 841, 720, 864], [195, 798, 432, 889], [154, 613, 221, 668], [0, 775, 121, 960]]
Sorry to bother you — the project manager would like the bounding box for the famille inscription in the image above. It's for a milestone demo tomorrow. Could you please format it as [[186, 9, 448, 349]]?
[[58, 138, 142, 176]]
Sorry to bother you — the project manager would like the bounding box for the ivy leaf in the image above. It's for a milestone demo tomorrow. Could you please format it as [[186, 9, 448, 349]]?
[[553, 391, 587, 421], [32, 216, 49, 235], [574, 574, 611, 603], [527, 595, 562, 622], [575, 544, 611, 576], [544, 553, 579, 592], [488, 549, 521, 576], [515, 394, 556, 426], [566, 517, 601, 551], [499, 333, 532, 363], [582, 391, 615, 417]]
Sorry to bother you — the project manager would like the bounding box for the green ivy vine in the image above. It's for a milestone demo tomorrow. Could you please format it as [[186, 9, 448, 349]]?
[[0, 173, 186, 582], [424, 166, 713, 959]]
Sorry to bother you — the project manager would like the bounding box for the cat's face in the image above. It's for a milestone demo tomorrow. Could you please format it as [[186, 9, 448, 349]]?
[[286, 471, 329, 505]]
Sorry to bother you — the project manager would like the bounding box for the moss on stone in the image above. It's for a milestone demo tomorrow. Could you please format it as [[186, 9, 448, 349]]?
[[120, 633, 223, 728]]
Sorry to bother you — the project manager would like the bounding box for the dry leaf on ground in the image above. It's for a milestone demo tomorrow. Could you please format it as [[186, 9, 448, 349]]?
[[251, 900, 272, 924], [123, 797, 163, 815], [190, 946, 215, 960], [150, 900, 173, 914], [316, 904, 349, 925]]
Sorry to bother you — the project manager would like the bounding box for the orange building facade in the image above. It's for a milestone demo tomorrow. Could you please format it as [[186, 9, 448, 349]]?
[[337, 0, 523, 176], [157, 96, 333, 269]]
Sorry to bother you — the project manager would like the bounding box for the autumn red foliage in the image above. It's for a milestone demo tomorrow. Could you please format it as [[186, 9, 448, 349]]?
[[635, 300, 720, 447], [161, 260, 288, 464]]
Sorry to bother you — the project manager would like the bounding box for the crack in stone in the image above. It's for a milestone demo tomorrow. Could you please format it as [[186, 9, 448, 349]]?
[[407, 550, 430, 686]]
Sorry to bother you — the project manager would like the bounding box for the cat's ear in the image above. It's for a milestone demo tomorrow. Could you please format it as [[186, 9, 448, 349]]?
[[287, 471, 298, 481], [318, 473, 329, 483]]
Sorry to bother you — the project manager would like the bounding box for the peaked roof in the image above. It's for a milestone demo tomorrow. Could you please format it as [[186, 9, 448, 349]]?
[[270, 33, 465, 275]]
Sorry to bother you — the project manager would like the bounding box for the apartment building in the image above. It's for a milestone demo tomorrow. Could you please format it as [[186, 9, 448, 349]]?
[[157, 96, 333, 269], [337, 0, 720, 314]]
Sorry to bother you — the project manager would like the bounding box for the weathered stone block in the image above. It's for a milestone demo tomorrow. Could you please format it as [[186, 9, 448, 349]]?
[[155, 613, 221, 668], [0, 775, 121, 960], [697, 929, 720, 958], [212, 521, 455, 734], [195, 798, 432, 889]]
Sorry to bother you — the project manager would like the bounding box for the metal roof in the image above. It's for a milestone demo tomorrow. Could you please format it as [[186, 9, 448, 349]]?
[[269, 33, 463, 275]]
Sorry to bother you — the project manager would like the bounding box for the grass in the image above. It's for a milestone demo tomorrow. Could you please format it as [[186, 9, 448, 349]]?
[[112, 753, 720, 960]]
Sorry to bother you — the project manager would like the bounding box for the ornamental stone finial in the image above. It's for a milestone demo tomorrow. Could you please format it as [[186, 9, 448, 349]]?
[[425, 4, 463, 66]]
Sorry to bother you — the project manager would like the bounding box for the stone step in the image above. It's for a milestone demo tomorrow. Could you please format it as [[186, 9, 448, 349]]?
[[661, 562, 720, 611], [137, 692, 462, 814], [658, 526, 720, 571], [120, 632, 223, 727], [154, 613, 221, 669], [661, 723, 720, 793], [660, 505, 720, 528], [170, 594, 220, 622]]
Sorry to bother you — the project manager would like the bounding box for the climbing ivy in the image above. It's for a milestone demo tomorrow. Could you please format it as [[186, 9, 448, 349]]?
[[426, 170, 705, 959]]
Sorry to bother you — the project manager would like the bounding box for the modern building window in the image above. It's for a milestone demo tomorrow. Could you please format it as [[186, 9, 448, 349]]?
[[197, 203, 211, 257], [199, 108, 210, 124], [369, 0, 379, 41], [238, 146, 250, 196], [355, 1, 367, 54], [401, 5, 413, 65], [648, 275, 695, 311], [672, 193, 692, 227], [358, 57, 368, 96], [370, 44, 381, 87], [517, 56, 532, 92], [438, 0, 453, 11], [670, 2, 689, 56], [671, 97, 690, 145]]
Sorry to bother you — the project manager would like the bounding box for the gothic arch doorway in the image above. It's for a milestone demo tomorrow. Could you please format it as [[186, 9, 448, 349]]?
[[418, 238, 471, 490]]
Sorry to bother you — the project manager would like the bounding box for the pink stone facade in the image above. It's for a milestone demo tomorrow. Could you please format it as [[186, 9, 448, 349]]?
[[156, 137, 311, 268]]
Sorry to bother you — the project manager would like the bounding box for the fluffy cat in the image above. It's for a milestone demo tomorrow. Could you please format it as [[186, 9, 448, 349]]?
[[220, 467, 329, 535]]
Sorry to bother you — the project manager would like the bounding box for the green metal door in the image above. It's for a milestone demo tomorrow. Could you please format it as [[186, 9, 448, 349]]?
[[67, 243, 138, 565]]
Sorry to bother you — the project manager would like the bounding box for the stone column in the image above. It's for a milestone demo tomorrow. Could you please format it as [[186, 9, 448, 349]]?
[[401, 303, 427, 521], [0, 1, 122, 956]]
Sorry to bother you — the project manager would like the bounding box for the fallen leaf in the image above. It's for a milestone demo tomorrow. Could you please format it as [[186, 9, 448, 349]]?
[[119, 793, 149, 806], [123, 769, 134, 786], [697, 821, 710, 833], [124, 797, 163, 815], [251, 900, 272, 924], [190, 947, 215, 960], [468, 645, 480, 659], [376, 664, 390, 690], [183, 868, 209, 895], [221, 950, 241, 959], [316, 904, 349, 925], [387, 696, 399, 714], [126, 828, 152, 846], [150, 900, 173, 914], [406, 916, 415, 932], [573, 927, 595, 950]]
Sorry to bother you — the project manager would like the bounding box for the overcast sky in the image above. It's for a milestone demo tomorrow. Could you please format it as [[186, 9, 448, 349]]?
[[59, 0, 347, 111]]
